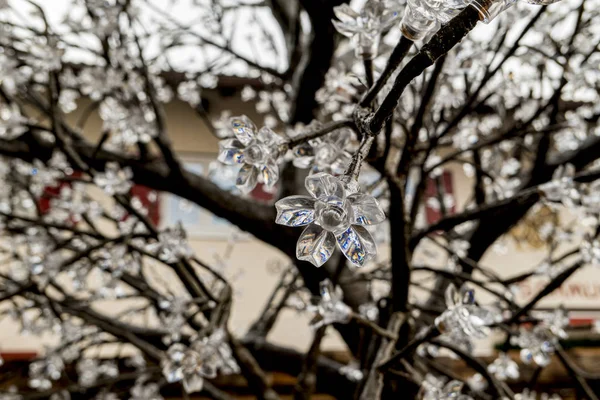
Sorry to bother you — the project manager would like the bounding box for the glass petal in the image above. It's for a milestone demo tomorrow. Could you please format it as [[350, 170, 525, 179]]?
[[236, 164, 259, 193], [217, 138, 245, 165], [348, 194, 386, 225], [332, 20, 358, 37], [333, 4, 360, 23], [275, 196, 316, 227], [183, 374, 203, 393], [445, 284, 459, 308], [305, 172, 345, 200], [261, 159, 279, 188], [230, 115, 256, 146], [296, 224, 336, 267], [336, 225, 376, 267], [199, 362, 218, 378], [461, 286, 476, 305], [257, 126, 280, 145], [443, 380, 464, 395]]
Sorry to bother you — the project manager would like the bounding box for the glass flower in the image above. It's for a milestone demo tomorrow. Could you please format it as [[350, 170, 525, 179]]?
[[99, 97, 158, 146], [580, 235, 600, 266], [333, 0, 402, 59], [540, 164, 579, 206], [28, 355, 64, 391], [162, 330, 239, 393], [487, 352, 520, 381], [76, 359, 118, 388], [130, 379, 163, 400], [150, 223, 194, 264], [307, 280, 352, 329], [275, 173, 386, 267], [419, 374, 474, 400], [93, 162, 133, 195], [510, 328, 556, 367], [435, 284, 499, 340], [292, 128, 352, 175], [0, 104, 28, 140], [161, 343, 206, 393], [218, 115, 285, 193]]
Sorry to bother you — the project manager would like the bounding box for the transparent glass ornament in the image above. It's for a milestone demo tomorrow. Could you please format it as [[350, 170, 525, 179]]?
[[435, 284, 499, 339], [275, 173, 385, 267], [333, 0, 402, 59], [217, 115, 285, 193], [419, 374, 474, 400], [307, 280, 353, 329], [93, 162, 133, 195], [487, 352, 520, 381]]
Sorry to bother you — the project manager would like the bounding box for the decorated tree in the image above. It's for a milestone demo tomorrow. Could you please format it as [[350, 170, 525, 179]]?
[[0, 0, 599, 399]]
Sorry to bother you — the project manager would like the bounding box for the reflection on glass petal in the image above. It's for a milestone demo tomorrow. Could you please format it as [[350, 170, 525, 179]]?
[[305, 172, 346, 200], [261, 159, 279, 188], [348, 193, 386, 225], [336, 225, 376, 267], [217, 139, 245, 165], [183, 374, 203, 393], [296, 224, 336, 267], [236, 164, 259, 193], [230, 115, 256, 146], [275, 196, 316, 227]]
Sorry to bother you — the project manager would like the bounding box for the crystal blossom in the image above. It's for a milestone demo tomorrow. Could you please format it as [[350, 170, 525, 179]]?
[[435, 284, 499, 341], [333, 0, 402, 59], [218, 116, 285, 193], [419, 374, 473, 400], [275, 173, 386, 267], [307, 280, 353, 329]]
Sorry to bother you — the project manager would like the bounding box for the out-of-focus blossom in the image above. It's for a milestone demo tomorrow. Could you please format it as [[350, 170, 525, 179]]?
[[419, 374, 473, 400], [333, 0, 402, 59], [307, 280, 352, 329], [487, 352, 520, 381], [93, 162, 133, 195], [435, 284, 499, 341], [218, 115, 286, 193]]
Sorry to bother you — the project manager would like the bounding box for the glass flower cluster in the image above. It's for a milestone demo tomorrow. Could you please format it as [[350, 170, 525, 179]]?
[[275, 173, 386, 267], [510, 308, 569, 367], [332, 0, 402, 59], [161, 329, 240, 393], [419, 374, 473, 400], [218, 115, 286, 193]]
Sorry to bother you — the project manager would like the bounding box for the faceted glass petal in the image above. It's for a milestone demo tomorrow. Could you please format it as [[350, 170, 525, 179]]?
[[296, 224, 336, 267], [305, 172, 346, 200], [230, 115, 256, 146], [333, 4, 360, 24], [333, 19, 358, 37], [217, 138, 245, 165], [445, 284, 459, 308], [275, 196, 316, 227], [257, 126, 279, 145], [261, 159, 279, 188], [183, 374, 203, 393], [336, 225, 376, 267], [236, 164, 259, 193], [348, 194, 386, 225], [199, 362, 218, 378]]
